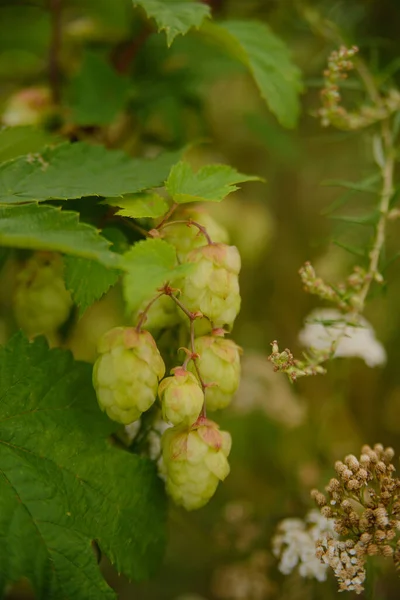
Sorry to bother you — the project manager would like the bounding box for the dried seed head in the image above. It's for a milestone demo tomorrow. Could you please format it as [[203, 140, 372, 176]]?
[[321, 506, 333, 519], [375, 530, 386, 542], [360, 532, 372, 544], [345, 455, 360, 471], [374, 507, 389, 528], [381, 545, 394, 557], [311, 489, 327, 506], [326, 478, 341, 493], [367, 544, 379, 556], [341, 499, 352, 513], [383, 447, 395, 462], [375, 461, 387, 475], [335, 461, 347, 475]]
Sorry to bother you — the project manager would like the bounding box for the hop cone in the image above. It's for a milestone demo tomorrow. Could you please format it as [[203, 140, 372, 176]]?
[[93, 327, 165, 424], [190, 334, 241, 411], [159, 366, 204, 425], [162, 418, 231, 510], [162, 207, 229, 262], [14, 252, 73, 338], [180, 243, 241, 328]]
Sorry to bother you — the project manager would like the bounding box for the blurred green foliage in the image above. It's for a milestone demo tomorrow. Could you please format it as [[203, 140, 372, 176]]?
[[1, 0, 400, 598]]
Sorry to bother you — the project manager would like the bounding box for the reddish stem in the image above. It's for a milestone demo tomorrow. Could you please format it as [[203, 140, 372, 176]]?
[[156, 203, 178, 230], [135, 292, 164, 332], [159, 219, 213, 245]]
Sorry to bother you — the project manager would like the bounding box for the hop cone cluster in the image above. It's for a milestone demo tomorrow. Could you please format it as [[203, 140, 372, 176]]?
[[162, 418, 231, 510], [190, 334, 241, 410], [93, 327, 165, 424], [180, 243, 241, 328], [13, 252, 73, 338], [91, 205, 241, 512]]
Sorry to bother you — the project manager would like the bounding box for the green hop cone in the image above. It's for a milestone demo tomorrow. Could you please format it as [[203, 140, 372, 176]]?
[[13, 252, 73, 338], [158, 366, 204, 425], [162, 418, 231, 510], [180, 243, 241, 328], [190, 333, 241, 411], [93, 326, 165, 424], [161, 206, 229, 262]]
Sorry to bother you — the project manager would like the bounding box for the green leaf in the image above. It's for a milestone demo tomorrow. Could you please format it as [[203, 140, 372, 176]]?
[[123, 238, 192, 312], [104, 192, 169, 218], [0, 204, 122, 268], [201, 20, 303, 128], [0, 126, 61, 162], [133, 0, 210, 46], [69, 51, 130, 126], [0, 142, 182, 204], [165, 161, 261, 204], [64, 258, 120, 316], [0, 334, 166, 598], [64, 228, 128, 315]]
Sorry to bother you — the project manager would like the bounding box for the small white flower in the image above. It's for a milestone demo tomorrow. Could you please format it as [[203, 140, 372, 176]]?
[[298, 308, 386, 367], [272, 510, 336, 582]]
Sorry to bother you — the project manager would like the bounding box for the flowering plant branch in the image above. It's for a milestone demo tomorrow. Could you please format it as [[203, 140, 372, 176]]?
[[269, 45, 399, 380]]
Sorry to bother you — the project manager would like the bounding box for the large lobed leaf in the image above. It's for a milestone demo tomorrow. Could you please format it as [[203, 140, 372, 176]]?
[[165, 161, 261, 204], [0, 203, 122, 268], [0, 142, 181, 204], [0, 334, 167, 599], [133, 0, 210, 46], [104, 192, 169, 219], [201, 20, 303, 128], [0, 126, 61, 163]]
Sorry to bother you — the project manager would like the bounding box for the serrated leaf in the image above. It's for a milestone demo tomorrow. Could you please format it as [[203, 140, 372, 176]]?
[[0, 203, 122, 268], [201, 20, 303, 128], [0, 334, 166, 599], [165, 161, 261, 204], [69, 51, 130, 126], [133, 0, 210, 46], [64, 228, 128, 315], [123, 238, 192, 313], [0, 126, 61, 162], [0, 142, 181, 204], [64, 258, 120, 316], [104, 192, 169, 218]]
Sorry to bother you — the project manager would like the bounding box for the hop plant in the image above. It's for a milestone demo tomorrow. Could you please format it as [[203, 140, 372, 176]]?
[[13, 252, 73, 338], [161, 417, 231, 510], [161, 206, 229, 261], [93, 326, 165, 424], [190, 333, 241, 411], [158, 366, 204, 425], [180, 243, 241, 328]]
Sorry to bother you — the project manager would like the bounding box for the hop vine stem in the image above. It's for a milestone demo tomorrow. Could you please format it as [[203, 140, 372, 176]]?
[[158, 220, 213, 245], [167, 292, 208, 417], [48, 0, 62, 104]]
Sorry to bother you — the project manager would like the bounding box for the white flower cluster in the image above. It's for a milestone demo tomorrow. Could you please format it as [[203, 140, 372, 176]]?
[[298, 308, 386, 367], [272, 510, 336, 581], [316, 535, 366, 594]]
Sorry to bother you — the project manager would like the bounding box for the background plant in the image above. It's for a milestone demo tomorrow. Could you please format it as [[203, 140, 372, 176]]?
[[1, 1, 400, 599]]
